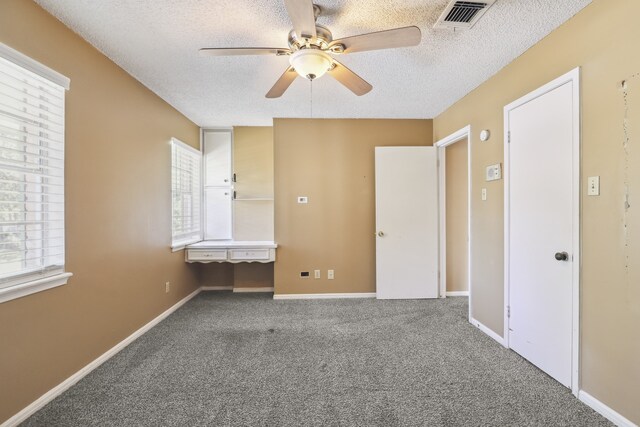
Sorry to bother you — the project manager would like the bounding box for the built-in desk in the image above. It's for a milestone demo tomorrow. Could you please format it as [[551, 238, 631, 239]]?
[[185, 241, 277, 263]]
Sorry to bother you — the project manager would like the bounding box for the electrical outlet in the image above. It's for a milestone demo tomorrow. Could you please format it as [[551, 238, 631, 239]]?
[[314, 270, 321, 279], [327, 270, 334, 280], [165, 282, 170, 293]]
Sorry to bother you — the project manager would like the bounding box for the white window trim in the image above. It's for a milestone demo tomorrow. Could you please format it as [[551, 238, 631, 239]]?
[[171, 138, 203, 250], [0, 42, 72, 304], [0, 272, 72, 304], [0, 42, 70, 90]]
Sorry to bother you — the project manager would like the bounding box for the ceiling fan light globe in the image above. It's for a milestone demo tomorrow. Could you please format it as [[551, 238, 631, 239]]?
[[289, 49, 332, 80]]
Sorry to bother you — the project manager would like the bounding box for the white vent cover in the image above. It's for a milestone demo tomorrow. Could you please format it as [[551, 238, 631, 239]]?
[[434, 0, 496, 30]]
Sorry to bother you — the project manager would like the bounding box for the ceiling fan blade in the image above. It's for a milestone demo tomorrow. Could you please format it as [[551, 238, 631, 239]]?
[[284, 0, 317, 39], [266, 66, 298, 98], [328, 26, 421, 54], [327, 60, 372, 96], [199, 48, 291, 56]]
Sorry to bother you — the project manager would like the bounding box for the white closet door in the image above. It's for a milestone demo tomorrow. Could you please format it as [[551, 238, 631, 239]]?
[[507, 79, 576, 388], [204, 188, 233, 240]]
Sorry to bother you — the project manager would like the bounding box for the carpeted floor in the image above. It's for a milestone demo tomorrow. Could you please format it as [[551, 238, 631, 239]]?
[[24, 292, 610, 426]]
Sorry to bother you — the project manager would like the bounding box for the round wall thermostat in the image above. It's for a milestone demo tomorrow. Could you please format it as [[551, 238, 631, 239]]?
[[480, 130, 491, 142]]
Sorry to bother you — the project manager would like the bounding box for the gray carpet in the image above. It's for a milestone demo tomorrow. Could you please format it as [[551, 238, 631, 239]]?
[[24, 293, 610, 426]]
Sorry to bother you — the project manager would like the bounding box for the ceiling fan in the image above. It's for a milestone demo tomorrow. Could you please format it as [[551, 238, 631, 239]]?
[[199, 0, 422, 98]]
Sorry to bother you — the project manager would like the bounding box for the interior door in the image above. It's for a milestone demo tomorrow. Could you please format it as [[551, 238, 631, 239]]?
[[375, 146, 439, 299], [507, 79, 576, 388]]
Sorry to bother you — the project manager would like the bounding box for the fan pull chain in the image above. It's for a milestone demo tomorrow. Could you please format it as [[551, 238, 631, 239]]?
[[310, 80, 313, 118]]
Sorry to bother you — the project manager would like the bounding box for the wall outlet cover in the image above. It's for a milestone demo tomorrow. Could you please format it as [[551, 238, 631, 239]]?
[[297, 196, 308, 204]]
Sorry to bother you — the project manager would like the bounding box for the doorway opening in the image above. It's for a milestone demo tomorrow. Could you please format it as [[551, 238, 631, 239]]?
[[436, 126, 471, 321]]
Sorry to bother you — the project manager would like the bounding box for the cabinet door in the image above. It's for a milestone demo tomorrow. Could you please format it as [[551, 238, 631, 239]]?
[[203, 130, 232, 187], [204, 188, 232, 240]]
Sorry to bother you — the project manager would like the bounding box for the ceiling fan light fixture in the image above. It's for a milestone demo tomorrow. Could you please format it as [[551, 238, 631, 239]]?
[[289, 49, 332, 80]]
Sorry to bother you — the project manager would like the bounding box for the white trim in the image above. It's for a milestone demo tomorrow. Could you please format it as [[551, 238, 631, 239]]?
[[273, 292, 377, 300], [435, 125, 472, 324], [233, 287, 274, 293], [504, 67, 581, 395], [0, 288, 201, 427], [471, 317, 507, 347], [446, 291, 469, 297], [0, 273, 73, 304], [0, 42, 70, 90], [578, 391, 637, 427], [201, 286, 233, 291]]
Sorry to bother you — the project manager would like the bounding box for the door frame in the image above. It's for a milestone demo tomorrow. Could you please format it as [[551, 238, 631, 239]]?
[[435, 126, 472, 319], [503, 67, 581, 395]]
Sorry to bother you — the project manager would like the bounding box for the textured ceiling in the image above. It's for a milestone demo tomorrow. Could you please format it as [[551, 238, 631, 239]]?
[[35, 0, 591, 126]]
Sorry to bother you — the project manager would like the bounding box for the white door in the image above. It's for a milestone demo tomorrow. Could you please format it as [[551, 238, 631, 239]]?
[[506, 73, 578, 388], [375, 147, 439, 299]]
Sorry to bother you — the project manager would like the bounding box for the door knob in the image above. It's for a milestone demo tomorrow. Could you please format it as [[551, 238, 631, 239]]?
[[378, 231, 385, 237], [555, 252, 569, 261]]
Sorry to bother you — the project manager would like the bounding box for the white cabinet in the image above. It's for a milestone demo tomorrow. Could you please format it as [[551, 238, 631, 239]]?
[[195, 127, 276, 264], [204, 188, 232, 240], [203, 129, 233, 239], [204, 130, 232, 186]]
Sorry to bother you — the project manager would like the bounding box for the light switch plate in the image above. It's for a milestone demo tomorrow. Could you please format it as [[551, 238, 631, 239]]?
[[297, 196, 308, 204], [481, 188, 487, 201], [588, 176, 600, 196]]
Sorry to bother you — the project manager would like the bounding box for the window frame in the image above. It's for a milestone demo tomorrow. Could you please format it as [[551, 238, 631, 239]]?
[[170, 137, 203, 251], [0, 42, 72, 304]]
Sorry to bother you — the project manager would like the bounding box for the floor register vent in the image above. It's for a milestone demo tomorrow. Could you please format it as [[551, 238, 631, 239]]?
[[434, 0, 496, 30]]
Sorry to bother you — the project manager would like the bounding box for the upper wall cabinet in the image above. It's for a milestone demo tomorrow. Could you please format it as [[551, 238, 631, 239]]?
[[204, 130, 232, 187], [203, 129, 233, 240]]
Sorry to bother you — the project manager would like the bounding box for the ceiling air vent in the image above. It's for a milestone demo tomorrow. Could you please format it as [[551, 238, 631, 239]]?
[[434, 0, 496, 30]]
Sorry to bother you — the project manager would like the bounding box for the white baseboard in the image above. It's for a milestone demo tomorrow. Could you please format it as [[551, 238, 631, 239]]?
[[273, 292, 377, 300], [446, 291, 469, 297], [578, 390, 637, 427], [470, 317, 507, 347], [200, 286, 233, 291], [1, 288, 201, 427], [233, 287, 274, 293]]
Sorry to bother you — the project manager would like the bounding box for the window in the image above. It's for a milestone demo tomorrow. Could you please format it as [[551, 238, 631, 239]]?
[[0, 43, 71, 303], [171, 138, 202, 249]]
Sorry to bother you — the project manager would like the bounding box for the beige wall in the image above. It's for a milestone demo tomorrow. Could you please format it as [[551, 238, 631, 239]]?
[[0, 1, 201, 423], [445, 140, 468, 293], [273, 119, 432, 295], [434, 0, 640, 422]]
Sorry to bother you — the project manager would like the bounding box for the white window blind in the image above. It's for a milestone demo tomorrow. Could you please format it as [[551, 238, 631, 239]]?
[[171, 138, 202, 248], [0, 53, 67, 292]]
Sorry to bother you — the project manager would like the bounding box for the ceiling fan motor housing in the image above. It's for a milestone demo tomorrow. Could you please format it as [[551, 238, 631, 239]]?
[[288, 25, 333, 51]]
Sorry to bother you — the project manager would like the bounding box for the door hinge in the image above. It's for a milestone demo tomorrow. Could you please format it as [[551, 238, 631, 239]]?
[[507, 131, 511, 144], [507, 305, 511, 318]]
